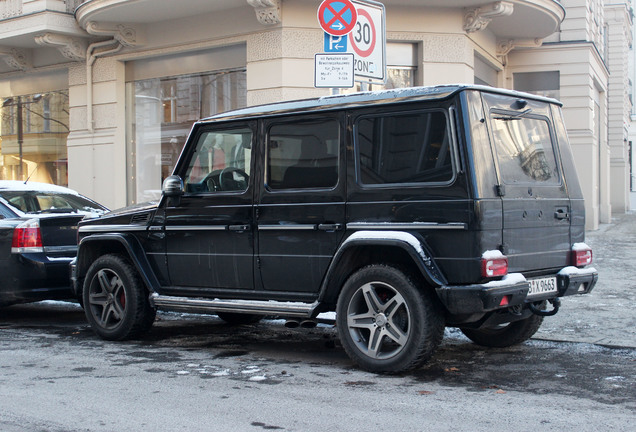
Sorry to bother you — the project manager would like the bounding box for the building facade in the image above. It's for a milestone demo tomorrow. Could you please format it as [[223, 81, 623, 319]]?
[[0, 0, 631, 229]]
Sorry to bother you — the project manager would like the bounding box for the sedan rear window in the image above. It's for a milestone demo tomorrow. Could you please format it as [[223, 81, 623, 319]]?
[[0, 192, 105, 214]]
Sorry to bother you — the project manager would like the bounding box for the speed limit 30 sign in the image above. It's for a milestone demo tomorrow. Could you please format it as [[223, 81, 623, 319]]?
[[348, 0, 386, 82]]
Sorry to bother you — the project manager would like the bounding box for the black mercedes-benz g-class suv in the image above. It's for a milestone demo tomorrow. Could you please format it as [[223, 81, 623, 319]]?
[[72, 85, 597, 372]]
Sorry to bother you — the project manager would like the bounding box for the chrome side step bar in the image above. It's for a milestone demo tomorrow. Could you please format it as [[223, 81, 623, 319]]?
[[150, 294, 318, 318]]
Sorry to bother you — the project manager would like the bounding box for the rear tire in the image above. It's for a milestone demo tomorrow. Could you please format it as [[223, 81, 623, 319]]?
[[460, 313, 544, 348], [83, 254, 156, 340], [216, 312, 262, 325], [336, 265, 444, 373]]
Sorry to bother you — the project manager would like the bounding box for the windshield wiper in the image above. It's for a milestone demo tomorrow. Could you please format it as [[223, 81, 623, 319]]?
[[33, 208, 78, 214], [492, 108, 532, 121]]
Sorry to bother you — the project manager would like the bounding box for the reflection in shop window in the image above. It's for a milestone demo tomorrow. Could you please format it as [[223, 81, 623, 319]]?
[[0, 91, 69, 185], [126, 69, 247, 204]]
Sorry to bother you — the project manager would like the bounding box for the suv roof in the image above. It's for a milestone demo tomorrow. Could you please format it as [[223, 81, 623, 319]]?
[[202, 84, 562, 123]]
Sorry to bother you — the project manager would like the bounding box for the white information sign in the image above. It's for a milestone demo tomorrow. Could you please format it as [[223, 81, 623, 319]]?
[[314, 53, 355, 88], [348, 0, 385, 83]]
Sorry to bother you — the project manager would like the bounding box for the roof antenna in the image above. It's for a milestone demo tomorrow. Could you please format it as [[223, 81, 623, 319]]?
[[23, 164, 40, 184]]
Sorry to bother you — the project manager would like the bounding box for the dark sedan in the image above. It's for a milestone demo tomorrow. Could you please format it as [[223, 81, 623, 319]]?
[[0, 180, 107, 306]]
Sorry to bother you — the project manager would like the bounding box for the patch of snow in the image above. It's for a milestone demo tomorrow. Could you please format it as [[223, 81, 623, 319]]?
[[176, 371, 190, 375], [344, 231, 425, 259], [482, 273, 527, 288], [241, 366, 260, 374], [211, 369, 230, 377], [557, 266, 598, 276], [572, 242, 591, 251], [248, 376, 267, 382], [482, 250, 505, 260], [604, 376, 625, 382], [317, 312, 336, 320]]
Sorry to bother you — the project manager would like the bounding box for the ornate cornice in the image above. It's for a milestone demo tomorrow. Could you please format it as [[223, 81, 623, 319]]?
[[0, 47, 31, 70], [85, 21, 141, 47], [34, 33, 87, 61], [247, 0, 281, 25], [496, 38, 543, 57], [464, 1, 514, 33]]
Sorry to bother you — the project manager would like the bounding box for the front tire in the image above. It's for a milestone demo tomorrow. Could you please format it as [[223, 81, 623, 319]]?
[[83, 254, 156, 341], [460, 313, 544, 348], [336, 265, 445, 373]]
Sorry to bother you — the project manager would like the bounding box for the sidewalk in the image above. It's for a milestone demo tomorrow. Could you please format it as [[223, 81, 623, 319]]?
[[534, 211, 636, 348]]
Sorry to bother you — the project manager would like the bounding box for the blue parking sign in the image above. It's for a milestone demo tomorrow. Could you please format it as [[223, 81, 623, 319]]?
[[324, 33, 348, 53]]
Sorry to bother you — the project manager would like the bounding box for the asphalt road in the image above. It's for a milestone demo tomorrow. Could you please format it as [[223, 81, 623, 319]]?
[[1, 300, 634, 432]]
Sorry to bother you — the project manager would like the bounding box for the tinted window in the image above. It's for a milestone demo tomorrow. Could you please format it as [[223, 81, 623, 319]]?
[[490, 114, 559, 184], [183, 127, 252, 193], [355, 110, 453, 185], [267, 118, 339, 190]]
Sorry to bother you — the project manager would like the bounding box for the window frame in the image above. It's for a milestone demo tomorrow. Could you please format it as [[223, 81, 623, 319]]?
[[353, 107, 457, 189]]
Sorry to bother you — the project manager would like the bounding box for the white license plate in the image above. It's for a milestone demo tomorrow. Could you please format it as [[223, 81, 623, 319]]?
[[528, 276, 558, 297]]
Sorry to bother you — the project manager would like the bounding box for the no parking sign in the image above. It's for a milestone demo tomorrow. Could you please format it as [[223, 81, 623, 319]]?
[[318, 0, 358, 36]]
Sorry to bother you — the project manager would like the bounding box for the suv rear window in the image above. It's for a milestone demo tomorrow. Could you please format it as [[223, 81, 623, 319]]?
[[355, 110, 453, 185], [490, 114, 560, 185]]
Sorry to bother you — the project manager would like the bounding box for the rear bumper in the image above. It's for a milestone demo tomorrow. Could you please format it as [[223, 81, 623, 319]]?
[[0, 253, 74, 305], [436, 267, 598, 315]]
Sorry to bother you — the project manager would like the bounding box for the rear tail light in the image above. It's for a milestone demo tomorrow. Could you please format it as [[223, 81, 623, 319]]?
[[572, 243, 592, 267], [11, 219, 44, 253], [481, 251, 508, 278]]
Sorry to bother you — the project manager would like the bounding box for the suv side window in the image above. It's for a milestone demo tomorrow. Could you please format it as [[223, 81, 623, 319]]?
[[266, 118, 339, 190], [355, 110, 453, 185], [490, 113, 560, 185], [182, 126, 252, 193]]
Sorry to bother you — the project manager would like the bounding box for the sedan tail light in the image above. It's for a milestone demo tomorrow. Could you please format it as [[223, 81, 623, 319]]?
[[572, 243, 592, 267], [11, 219, 44, 253]]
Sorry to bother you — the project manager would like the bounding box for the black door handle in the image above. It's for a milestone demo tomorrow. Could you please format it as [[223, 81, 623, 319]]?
[[228, 224, 250, 232], [317, 223, 343, 232], [554, 209, 570, 220]]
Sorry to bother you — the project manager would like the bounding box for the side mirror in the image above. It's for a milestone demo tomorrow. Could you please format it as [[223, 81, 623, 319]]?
[[162, 175, 184, 206]]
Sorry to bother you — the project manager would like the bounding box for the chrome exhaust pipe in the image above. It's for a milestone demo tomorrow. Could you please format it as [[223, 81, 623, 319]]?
[[284, 319, 300, 328], [300, 320, 317, 329]]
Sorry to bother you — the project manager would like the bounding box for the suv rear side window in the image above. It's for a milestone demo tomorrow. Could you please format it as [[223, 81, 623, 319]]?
[[490, 114, 560, 185], [355, 110, 453, 185], [267, 117, 339, 190]]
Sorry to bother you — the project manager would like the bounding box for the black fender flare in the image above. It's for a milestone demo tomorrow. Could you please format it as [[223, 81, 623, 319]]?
[[318, 231, 447, 305], [75, 233, 161, 295]]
